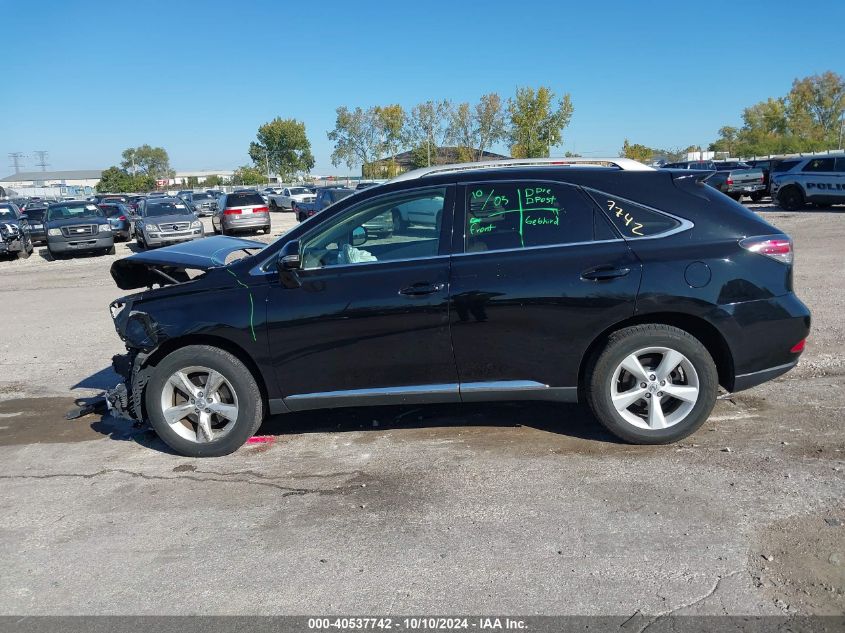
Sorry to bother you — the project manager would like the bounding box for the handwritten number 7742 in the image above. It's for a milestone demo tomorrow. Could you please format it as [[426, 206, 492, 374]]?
[[607, 200, 644, 236]]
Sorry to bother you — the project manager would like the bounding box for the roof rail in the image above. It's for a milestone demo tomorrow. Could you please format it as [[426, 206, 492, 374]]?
[[388, 157, 653, 183]]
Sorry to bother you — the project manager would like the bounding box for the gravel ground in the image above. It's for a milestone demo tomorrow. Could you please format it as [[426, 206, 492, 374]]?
[[0, 204, 842, 617]]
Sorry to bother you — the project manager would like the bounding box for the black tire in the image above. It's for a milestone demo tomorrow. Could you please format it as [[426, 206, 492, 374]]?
[[778, 186, 805, 211], [47, 246, 61, 260], [728, 193, 742, 201], [585, 324, 718, 444], [263, 225, 271, 234], [392, 209, 407, 234], [750, 191, 764, 202], [297, 212, 306, 222], [270, 200, 279, 212], [144, 345, 265, 457], [16, 236, 32, 259], [106, 245, 116, 255]]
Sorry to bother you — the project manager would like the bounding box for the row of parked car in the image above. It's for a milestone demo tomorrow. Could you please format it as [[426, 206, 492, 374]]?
[[662, 154, 845, 210]]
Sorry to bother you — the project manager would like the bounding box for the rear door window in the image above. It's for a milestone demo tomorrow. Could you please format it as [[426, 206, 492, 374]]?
[[802, 158, 835, 172], [585, 190, 681, 238], [464, 182, 593, 253]]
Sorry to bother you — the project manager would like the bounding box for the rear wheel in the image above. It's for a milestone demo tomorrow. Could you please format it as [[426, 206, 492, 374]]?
[[270, 200, 279, 212], [392, 209, 407, 234], [106, 245, 116, 255], [586, 324, 718, 444], [778, 186, 805, 211], [144, 345, 264, 457], [750, 191, 764, 202]]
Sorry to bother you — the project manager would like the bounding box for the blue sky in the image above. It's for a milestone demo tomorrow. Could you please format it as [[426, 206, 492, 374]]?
[[1, 0, 843, 176]]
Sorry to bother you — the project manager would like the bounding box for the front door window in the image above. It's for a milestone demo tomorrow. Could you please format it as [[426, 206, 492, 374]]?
[[301, 188, 447, 269]]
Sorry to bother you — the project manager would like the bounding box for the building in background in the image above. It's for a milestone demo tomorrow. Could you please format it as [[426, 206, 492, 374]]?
[[0, 169, 104, 189]]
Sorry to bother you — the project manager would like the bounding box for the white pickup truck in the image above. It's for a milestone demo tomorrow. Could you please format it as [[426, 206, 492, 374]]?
[[268, 186, 315, 211]]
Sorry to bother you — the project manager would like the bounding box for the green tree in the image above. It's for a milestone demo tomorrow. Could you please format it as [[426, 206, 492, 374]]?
[[202, 175, 222, 188], [232, 165, 267, 186], [786, 72, 845, 148], [248, 117, 315, 182], [374, 104, 406, 177], [708, 72, 844, 156], [404, 100, 452, 167], [620, 139, 654, 163], [507, 86, 574, 158], [97, 167, 154, 192], [474, 93, 507, 160], [328, 106, 381, 172], [447, 102, 476, 163], [120, 145, 173, 180], [709, 126, 739, 156], [97, 166, 132, 192]]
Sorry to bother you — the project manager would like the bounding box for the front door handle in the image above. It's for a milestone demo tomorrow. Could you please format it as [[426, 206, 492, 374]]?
[[581, 266, 631, 281], [399, 282, 446, 297]]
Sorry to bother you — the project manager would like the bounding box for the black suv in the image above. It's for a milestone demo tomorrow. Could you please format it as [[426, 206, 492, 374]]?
[[106, 158, 810, 457]]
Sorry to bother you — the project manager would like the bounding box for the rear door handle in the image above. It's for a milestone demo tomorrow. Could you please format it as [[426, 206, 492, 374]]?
[[581, 266, 631, 281], [399, 282, 446, 297]]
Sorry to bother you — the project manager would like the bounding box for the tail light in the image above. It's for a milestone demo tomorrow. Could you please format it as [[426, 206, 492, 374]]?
[[252, 206, 269, 213], [726, 178, 733, 185], [740, 235, 793, 264], [224, 208, 242, 215], [790, 338, 806, 353], [118, 216, 126, 221]]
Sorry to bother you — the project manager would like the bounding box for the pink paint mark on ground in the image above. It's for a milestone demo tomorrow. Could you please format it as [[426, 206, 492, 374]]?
[[246, 435, 275, 445]]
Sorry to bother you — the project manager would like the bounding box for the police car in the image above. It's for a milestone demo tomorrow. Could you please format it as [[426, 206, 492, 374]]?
[[770, 154, 845, 210]]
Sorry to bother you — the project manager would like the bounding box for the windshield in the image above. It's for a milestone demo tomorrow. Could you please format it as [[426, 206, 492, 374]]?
[[226, 192, 264, 207], [47, 203, 105, 221], [0, 206, 16, 220], [145, 201, 192, 217], [289, 187, 309, 195], [25, 208, 46, 220]]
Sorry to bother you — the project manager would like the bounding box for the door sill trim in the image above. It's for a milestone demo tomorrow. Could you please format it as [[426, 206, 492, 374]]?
[[279, 381, 578, 412]]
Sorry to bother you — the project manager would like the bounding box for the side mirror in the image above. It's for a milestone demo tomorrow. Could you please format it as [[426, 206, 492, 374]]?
[[351, 226, 367, 247], [276, 240, 302, 289]]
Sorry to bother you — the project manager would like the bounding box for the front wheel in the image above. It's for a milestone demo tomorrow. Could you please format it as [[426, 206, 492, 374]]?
[[144, 345, 264, 457], [778, 187, 805, 211], [16, 237, 32, 259], [270, 201, 279, 212], [586, 324, 718, 444]]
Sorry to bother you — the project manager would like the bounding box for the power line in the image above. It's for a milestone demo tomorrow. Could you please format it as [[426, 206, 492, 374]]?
[[8, 152, 24, 174], [34, 150, 49, 172]]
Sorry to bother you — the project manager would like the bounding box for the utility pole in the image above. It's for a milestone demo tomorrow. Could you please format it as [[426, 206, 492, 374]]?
[[34, 150, 49, 172], [839, 111, 844, 150], [8, 152, 24, 174]]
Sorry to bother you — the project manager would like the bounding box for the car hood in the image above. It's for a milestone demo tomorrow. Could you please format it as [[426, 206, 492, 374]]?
[[110, 235, 267, 290], [140, 213, 197, 225]]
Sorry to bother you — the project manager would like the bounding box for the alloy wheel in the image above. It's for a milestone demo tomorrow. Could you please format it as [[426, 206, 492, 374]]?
[[159, 365, 239, 443], [610, 346, 700, 430]]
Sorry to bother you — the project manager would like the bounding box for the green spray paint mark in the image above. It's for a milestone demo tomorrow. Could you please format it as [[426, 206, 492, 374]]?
[[517, 189, 525, 248], [226, 268, 257, 342]]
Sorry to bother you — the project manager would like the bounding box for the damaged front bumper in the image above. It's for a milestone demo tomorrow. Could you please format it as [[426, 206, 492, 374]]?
[[104, 350, 152, 422]]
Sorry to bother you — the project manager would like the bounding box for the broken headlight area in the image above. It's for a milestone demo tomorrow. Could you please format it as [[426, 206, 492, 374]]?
[[110, 298, 160, 351]]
